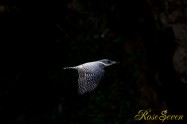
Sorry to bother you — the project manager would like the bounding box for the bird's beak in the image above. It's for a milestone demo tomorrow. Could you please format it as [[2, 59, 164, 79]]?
[[112, 61, 120, 64]]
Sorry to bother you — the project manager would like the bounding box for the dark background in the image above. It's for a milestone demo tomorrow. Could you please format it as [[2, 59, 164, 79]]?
[[0, 0, 186, 124]]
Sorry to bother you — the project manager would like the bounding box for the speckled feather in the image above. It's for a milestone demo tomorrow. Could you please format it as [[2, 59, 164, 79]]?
[[77, 63, 104, 94]]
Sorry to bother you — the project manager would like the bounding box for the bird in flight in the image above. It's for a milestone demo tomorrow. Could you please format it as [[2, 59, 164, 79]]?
[[64, 59, 119, 95]]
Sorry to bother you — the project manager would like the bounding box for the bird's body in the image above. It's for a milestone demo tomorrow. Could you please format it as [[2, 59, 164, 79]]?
[[64, 59, 119, 95], [64, 61, 104, 70]]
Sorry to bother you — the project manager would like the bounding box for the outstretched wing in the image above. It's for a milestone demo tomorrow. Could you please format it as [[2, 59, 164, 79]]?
[[78, 67, 104, 95]]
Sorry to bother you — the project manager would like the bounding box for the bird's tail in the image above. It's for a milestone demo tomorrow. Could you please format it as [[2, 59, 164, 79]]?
[[63, 66, 77, 70]]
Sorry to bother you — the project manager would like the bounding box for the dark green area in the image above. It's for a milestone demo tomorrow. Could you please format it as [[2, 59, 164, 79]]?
[[0, 0, 186, 124]]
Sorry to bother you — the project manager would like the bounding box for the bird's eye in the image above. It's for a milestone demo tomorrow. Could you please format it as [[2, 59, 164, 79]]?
[[106, 60, 110, 63]]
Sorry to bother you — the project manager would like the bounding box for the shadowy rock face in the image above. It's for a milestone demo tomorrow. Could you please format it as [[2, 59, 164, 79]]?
[[173, 45, 187, 84], [147, 0, 187, 118], [150, 0, 187, 83], [173, 24, 187, 83], [164, 0, 187, 84]]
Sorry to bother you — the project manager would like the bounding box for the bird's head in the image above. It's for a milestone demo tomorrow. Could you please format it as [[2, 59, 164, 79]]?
[[99, 59, 119, 67]]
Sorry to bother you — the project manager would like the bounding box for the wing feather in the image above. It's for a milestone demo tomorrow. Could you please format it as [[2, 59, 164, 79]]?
[[78, 67, 104, 95]]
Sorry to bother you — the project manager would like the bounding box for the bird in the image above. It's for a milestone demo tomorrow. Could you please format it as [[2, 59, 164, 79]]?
[[63, 59, 119, 95]]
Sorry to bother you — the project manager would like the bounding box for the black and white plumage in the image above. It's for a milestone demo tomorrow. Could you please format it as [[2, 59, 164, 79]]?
[[63, 59, 119, 95]]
